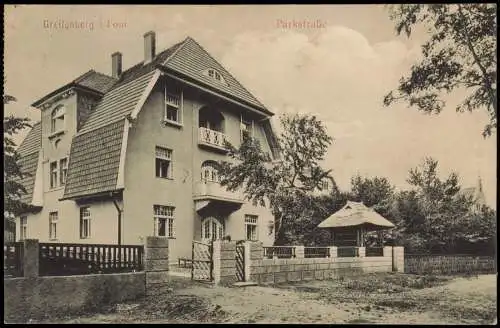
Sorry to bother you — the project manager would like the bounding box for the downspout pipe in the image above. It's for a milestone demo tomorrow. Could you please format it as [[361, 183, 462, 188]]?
[[111, 194, 123, 246]]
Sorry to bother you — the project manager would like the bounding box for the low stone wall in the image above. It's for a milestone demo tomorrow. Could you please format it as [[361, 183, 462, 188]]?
[[249, 257, 393, 284], [247, 243, 403, 285], [4, 272, 145, 322], [4, 236, 170, 322], [405, 254, 496, 275]]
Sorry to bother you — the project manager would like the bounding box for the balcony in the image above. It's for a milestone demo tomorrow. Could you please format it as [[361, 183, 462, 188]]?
[[193, 181, 244, 216], [198, 127, 229, 152]]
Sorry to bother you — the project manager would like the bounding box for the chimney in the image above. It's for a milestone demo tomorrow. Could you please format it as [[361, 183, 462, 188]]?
[[111, 52, 122, 78], [144, 31, 156, 64]]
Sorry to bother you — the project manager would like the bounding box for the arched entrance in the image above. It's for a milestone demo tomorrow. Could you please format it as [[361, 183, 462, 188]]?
[[201, 217, 225, 243]]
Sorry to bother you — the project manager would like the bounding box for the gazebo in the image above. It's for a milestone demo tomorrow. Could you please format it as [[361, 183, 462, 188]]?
[[317, 201, 395, 247]]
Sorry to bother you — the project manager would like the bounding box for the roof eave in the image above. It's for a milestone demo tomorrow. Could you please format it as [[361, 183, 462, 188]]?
[[60, 188, 124, 202], [156, 64, 274, 117], [31, 83, 105, 108]]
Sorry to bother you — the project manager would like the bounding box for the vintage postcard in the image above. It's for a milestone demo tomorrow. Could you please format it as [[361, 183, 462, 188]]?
[[3, 4, 497, 324]]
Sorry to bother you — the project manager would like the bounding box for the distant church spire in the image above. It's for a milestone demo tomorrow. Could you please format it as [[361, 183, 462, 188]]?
[[477, 173, 483, 192]]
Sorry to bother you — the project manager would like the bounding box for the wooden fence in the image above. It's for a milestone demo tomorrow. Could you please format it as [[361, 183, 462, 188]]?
[[405, 254, 496, 275], [39, 243, 144, 276]]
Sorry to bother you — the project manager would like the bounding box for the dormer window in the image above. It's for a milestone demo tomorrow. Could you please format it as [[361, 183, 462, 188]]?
[[51, 105, 65, 134], [202, 68, 227, 85]]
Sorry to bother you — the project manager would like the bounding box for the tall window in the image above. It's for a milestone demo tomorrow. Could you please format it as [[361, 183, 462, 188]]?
[[240, 119, 253, 142], [50, 161, 58, 189], [60, 158, 68, 186], [49, 212, 58, 240], [155, 146, 173, 179], [20, 216, 28, 241], [201, 161, 220, 183], [245, 215, 258, 241], [153, 205, 175, 238], [80, 207, 91, 239], [164, 84, 182, 124], [51, 105, 65, 133]]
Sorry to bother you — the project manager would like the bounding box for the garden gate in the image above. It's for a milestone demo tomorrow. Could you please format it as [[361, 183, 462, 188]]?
[[191, 240, 213, 281]]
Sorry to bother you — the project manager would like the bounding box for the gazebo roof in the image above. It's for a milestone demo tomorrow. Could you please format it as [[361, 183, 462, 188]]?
[[317, 201, 395, 231]]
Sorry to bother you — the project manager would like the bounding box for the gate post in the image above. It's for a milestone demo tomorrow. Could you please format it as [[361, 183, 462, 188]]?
[[23, 239, 39, 278], [144, 236, 169, 296], [244, 241, 251, 282], [212, 240, 221, 284]]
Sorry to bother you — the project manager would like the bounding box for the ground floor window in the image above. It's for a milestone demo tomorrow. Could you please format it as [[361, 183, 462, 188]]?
[[20, 216, 27, 240], [154, 205, 175, 238], [245, 215, 258, 241], [49, 212, 58, 240], [80, 207, 91, 239]]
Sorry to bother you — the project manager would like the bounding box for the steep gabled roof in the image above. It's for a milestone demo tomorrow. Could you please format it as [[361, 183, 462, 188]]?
[[163, 37, 272, 115], [78, 69, 158, 133], [63, 119, 125, 200], [60, 36, 277, 199], [74, 70, 117, 94], [32, 70, 116, 107], [15, 122, 42, 205]]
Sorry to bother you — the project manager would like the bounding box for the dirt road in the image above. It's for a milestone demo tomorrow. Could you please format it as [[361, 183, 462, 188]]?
[[33, 273, 497, 324]]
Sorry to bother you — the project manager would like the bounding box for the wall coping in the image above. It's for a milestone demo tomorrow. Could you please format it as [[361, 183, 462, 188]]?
[[256, 256, 392, 265], [4, 271, 145, 281]]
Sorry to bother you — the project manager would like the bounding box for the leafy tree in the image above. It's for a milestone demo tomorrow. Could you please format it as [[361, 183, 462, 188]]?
[[4, 95, 32, 218], [384, 4, 497, 137], [458, 204, 497, 255], [405, 157, 474, 253], [350, 174, 395, 216], [219, 113, 334, 245]]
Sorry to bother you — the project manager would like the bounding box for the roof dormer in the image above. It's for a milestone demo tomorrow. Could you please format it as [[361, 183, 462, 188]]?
[[202, 68, 228, 86]]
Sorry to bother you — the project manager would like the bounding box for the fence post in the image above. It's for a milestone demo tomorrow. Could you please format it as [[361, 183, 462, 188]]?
[[23, 239, 39, 278], [212, 240, 221, 285], [329, 246, 338, 258], [295, 246, 305, 259], [144, 236, 169, 296], [392, 246, 404, 272], [358, 246, 366, 258]]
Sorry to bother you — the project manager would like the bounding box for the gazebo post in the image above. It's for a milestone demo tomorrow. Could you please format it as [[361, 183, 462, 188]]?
[[330, 229, 335, 246]]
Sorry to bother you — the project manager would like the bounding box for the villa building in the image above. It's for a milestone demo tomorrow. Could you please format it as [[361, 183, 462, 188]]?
[[14, 31, 283, 262]]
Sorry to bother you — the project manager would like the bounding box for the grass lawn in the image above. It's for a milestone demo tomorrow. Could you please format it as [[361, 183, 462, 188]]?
[[13, 273, 497, 324]]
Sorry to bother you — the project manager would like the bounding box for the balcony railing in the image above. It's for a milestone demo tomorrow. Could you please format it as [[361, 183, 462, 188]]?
[[199, 127, 228, 149], [194, 181, 244, 201]]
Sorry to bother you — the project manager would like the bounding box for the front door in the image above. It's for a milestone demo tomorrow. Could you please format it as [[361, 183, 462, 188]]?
[[201, 217, 224, 243]]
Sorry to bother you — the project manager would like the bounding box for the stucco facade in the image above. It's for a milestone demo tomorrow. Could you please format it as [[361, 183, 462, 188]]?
[[15, 34, 277, 263]]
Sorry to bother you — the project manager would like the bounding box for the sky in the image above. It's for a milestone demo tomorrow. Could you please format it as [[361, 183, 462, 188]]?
[[4, 5, 497, 208]]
